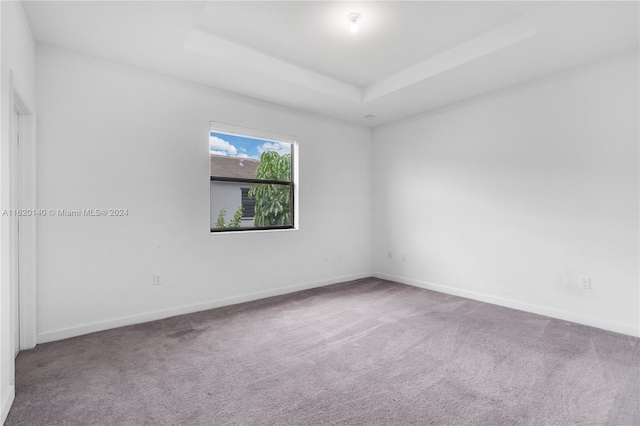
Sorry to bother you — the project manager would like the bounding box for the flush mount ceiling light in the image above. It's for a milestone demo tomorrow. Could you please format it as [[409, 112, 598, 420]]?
[[347, 13, 361, 33]]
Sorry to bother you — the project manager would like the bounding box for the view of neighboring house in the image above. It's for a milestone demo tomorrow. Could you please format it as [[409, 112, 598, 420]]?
[[210, 154, 259, 228]]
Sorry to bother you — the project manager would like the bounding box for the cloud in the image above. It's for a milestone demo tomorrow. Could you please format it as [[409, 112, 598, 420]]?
[[258, 141, 291, 156], [237, 152, 259, 160], [210, 136, 238, 156]]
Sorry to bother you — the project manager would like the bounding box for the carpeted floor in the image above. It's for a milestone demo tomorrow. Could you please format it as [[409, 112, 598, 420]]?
[[6, 278, 640, 425]]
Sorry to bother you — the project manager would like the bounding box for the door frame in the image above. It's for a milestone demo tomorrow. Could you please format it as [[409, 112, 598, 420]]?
[[7, 71, 37, 351], [11, 105, 21, 357]]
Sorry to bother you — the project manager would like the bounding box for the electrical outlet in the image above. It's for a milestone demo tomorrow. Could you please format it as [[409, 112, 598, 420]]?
[[153, 274, 162, 285], [323, 254, 328, 263], [579, 276, 591, 290], [388, 252, 392, 260]]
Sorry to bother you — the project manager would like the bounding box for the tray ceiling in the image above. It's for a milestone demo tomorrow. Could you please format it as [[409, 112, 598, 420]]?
[[23, 1, 640, 127]]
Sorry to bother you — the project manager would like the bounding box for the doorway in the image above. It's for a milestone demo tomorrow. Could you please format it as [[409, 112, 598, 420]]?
[[2, 73, 37, 396], [8, 78, 37, 354], [11, 108, 22, 357]]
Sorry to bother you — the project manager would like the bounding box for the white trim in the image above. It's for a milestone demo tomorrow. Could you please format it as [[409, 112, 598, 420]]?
[[373, 272, 640, 338], [36, 272, 371, 344], [0, 385, 15, 424], [9, 74, 37, 351]]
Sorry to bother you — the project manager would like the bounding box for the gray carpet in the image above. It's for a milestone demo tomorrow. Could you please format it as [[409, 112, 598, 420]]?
[[6, 278, 640, 425]]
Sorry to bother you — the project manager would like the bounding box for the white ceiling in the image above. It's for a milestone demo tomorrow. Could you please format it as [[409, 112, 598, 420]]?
[[23, 1, 640, 127], [194, 1, 523, 87]]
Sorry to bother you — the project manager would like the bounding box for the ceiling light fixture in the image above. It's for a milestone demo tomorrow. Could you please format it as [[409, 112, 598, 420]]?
[[348, 13, 361, 33], [365, 115, 376, 120]]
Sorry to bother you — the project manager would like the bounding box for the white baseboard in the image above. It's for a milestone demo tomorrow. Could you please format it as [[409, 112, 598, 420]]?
[[36, 272, 371, 344], [373, 272, 640, 338], [1, 385, 15, 425]]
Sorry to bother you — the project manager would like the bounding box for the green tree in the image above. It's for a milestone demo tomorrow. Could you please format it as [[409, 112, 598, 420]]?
[[215, 205, 244, 229], [249, 151, 291, 227], [215, 209, 227, 228]]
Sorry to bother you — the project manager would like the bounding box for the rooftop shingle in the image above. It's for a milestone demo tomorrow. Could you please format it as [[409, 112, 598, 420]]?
[[210, 155, 260, 179]]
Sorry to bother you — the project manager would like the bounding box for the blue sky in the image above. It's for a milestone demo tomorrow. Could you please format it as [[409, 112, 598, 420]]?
[[210, 132, 291, 159]]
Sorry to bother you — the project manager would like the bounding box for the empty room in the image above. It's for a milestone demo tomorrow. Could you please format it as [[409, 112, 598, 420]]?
[[1, 1, 638, 425]]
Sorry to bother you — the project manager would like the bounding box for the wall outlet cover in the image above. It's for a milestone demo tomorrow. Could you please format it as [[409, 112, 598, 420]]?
[[579, 276, 591, 290]]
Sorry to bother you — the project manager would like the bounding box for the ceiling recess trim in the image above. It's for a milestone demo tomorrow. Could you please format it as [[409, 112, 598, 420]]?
[[363, 18, 539, 102], [185, 29, 362, 103], [185, 17, 538, 105]]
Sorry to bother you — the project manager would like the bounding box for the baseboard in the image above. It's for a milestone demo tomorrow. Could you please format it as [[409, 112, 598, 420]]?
[[373, 272, 640, 338], [1, 385, 15, 425], [36, 272, 371, 344]]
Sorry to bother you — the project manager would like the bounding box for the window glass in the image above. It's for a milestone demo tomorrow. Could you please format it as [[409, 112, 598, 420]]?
[[210, 127, 296, 232]]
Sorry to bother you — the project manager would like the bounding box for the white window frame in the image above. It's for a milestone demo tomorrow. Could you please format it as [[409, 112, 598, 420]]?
[[209, 121, 299, 233]]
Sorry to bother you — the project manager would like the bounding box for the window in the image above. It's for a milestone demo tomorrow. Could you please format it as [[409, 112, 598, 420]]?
[[241, 188, 256, 219], [210, 122, 297, 232]]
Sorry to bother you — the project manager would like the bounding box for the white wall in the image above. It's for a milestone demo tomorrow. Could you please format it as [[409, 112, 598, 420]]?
[[0, 1, 36, 422], [35, 46, 372, 343], [373, 52, 639, 337]]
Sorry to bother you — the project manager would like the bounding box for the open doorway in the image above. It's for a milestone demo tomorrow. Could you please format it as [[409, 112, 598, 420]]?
[[11, 109, 21, 357], [6, 72, 37, 355]]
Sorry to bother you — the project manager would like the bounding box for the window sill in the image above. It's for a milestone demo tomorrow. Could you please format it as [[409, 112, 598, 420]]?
[[210, 226, 297, 235]]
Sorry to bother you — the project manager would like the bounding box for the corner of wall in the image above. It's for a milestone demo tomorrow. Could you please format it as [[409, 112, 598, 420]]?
[[1, 385, 15, 424]]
